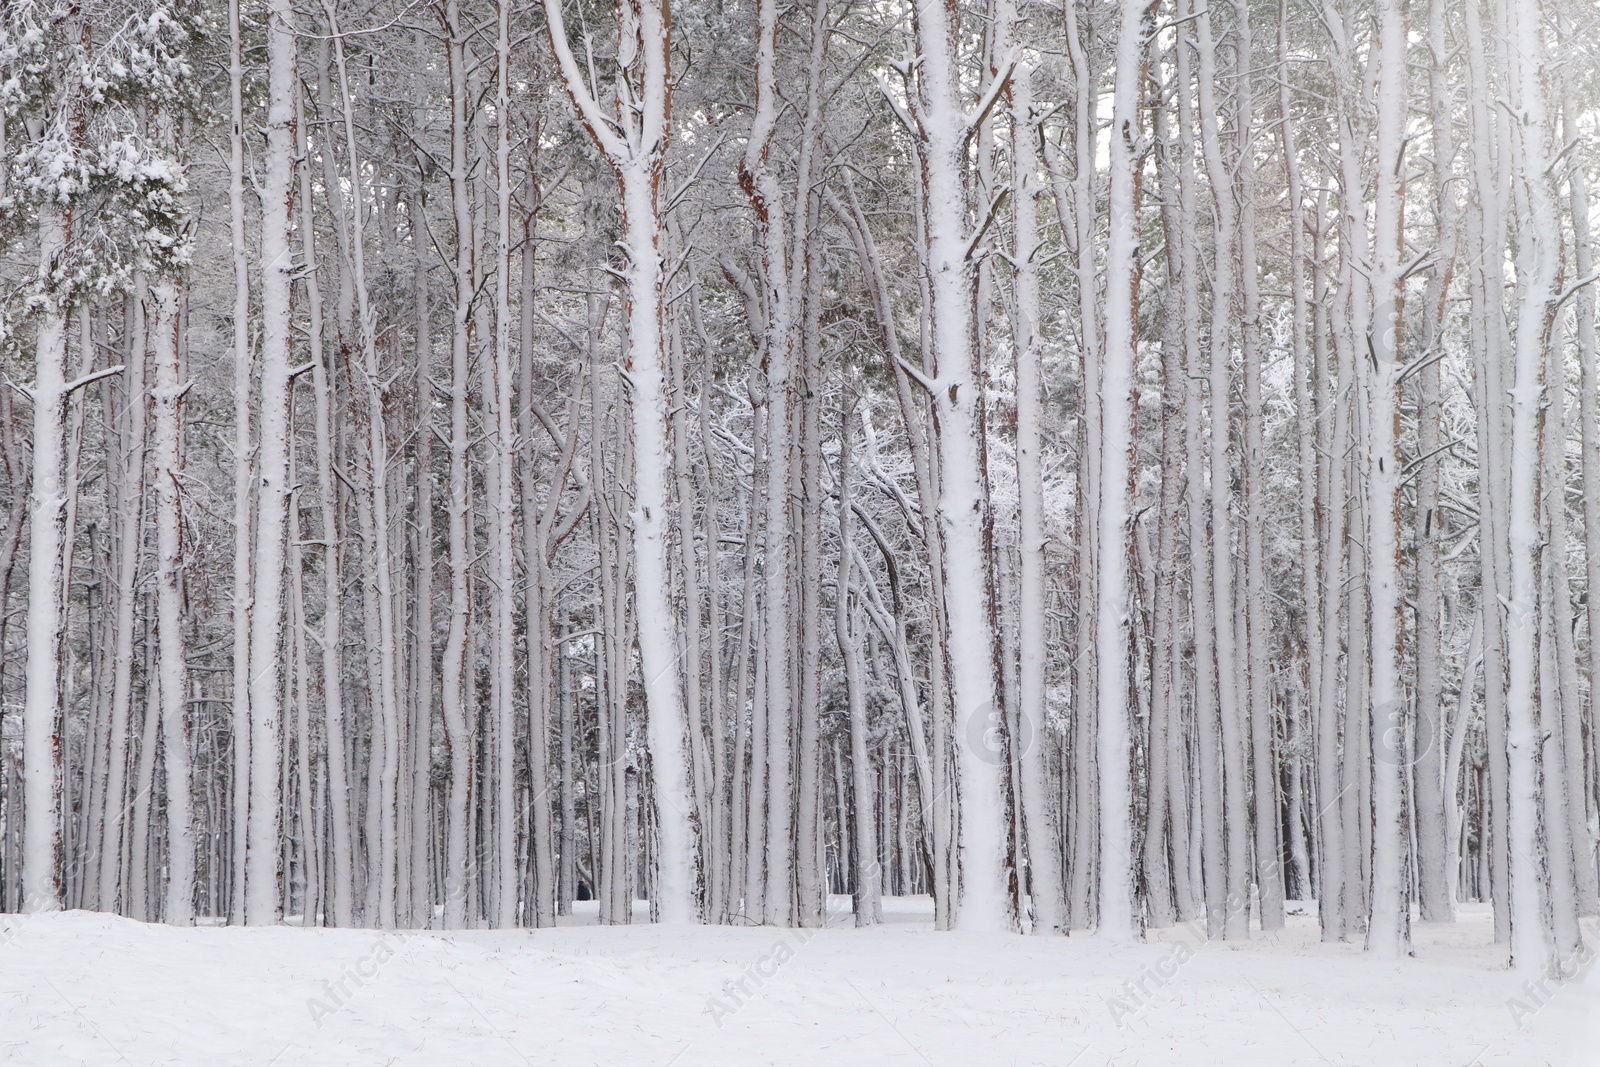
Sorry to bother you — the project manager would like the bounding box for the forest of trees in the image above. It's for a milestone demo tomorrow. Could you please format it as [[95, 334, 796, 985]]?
[[0, 0, 1596, 981]]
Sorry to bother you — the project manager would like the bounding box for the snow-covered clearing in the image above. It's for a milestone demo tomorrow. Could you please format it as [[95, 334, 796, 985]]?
[[0, 901, 1589, 1066]]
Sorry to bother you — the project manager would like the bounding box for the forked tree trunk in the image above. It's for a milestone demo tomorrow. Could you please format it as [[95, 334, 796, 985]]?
[[544, 0, 697, 923], [897, 0, 1011, 935]]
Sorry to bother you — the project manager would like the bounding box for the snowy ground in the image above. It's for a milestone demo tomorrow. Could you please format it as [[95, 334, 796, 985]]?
[[0, 900, 1591, 1066]]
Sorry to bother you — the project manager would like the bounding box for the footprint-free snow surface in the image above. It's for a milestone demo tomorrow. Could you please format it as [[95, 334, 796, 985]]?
[[0, 900, 1590, 1065]]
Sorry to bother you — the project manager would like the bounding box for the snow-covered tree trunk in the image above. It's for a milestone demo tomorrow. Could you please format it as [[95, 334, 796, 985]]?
[[1276, 0, 1318, 909], [1551, 20, 1600, 923], [1566, 90, 1600, 922], [619, 152, 697, 923], [487, 0, 518, 929], [150, 274, 193, 926], [689, 311, 729, 923], [1193, 0, 1250, 939], [740, 0, 797, 926], [520, 194, 563, 931], [1364, 0, 1411, 960], [297, 62, 352, 929], [1009, 60, 1062, 936], [1540, 334, 1587, 951], [244, 0, 299, 925], [1233, 0, 1284, 934], [1149, 69, 1196, 924], [129, 639, 161, 920], [670, 326, 713, 920], [1503, 0, 1560, 973], [96, 277, 147, 915], [1172, 12, 1226, 936], [286, 485, 319, 923], [226, 0, 255, 927], [591, 335, 632, 923], [439, 0, 474, 930], [409, 163, 436, 929], [1055, 0, 1100, 932], [1414, 0, 1458, 924], [691, 302, 733, 922], [1093, 0, 1146, 943], [835, 411, 880, 926], [796, 184, 829, 927], [21, 199, 71, 915], [897, 0, 1012, 935], [1445, 611, 1482, 908], [1461, 0, 1513, 945], [1317, 0, 1373, 943]]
